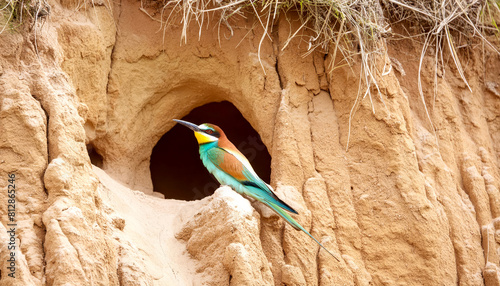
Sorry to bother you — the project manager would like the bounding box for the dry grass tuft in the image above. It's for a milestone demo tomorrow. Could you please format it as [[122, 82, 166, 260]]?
[[1, 0, 50, 62], [1, 0, 29, 33], [0, 0, 50, 33]]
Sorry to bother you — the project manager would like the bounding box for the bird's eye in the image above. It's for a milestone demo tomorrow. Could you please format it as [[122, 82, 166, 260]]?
[[206, 130, 213, 134]]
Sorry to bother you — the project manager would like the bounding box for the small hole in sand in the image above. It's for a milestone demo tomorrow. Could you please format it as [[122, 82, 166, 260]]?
[[87, 144, 103, 168], [150, 101, 271, 201]]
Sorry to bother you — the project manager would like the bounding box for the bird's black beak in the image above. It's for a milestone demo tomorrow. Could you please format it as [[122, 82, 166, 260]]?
[[173, 119, 201, 132]]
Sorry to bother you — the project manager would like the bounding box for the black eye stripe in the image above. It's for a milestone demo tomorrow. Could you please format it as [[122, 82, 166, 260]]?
[[204, 129, 220, 138]]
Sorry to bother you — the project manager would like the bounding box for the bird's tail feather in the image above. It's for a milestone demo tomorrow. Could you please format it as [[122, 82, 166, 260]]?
[[243, 182, 298, 214], [263, 200, 341, 262]]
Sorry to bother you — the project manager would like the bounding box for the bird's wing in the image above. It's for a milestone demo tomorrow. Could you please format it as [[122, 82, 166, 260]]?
[[207, 147, 298, 214]]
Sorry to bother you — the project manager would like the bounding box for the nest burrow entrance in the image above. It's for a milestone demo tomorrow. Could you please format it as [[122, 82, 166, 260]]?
[[150, 101, 271, 201]]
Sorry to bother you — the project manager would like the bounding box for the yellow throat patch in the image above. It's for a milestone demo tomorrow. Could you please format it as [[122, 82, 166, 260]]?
[[194, 131, 215, 144]]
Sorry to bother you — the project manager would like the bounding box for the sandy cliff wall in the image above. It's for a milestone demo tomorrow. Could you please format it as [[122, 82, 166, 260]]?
[[0, 0, 500, 285]]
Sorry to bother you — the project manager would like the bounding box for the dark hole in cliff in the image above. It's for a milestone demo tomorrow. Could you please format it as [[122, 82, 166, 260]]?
[[87, 144, 103, 168], [150, 101, 271, 201]]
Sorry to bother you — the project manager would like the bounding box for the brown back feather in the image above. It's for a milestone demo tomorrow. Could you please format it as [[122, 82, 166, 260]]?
[[206, 124, 247, 159]]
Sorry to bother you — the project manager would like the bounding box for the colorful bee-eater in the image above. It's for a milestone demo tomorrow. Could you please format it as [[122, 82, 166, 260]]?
[[173, 119, 340, 261]]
